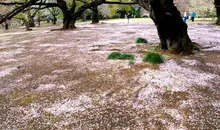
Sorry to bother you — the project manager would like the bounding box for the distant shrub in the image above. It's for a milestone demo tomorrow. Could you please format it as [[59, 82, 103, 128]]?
[[142, 15, 149, 18], [136, 37, 147, 43], [108, 52, 134, 60], [108, 52, 121, 59], [78, 19, 84, 22], [143, 52, 164, 64]]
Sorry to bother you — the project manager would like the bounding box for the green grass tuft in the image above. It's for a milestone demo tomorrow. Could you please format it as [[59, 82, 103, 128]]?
[[129, 59, 134, 65], [108, 52, 134, 60], [193, 43, 200, 51], [136, 37, 148, 43], [143, 52, 164, 64]]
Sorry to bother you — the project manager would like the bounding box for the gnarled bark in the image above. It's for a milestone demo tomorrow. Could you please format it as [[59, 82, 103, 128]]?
[[137, 0, 193, 54], [215, 0, 220, 25], [63, 17, 76, 29]]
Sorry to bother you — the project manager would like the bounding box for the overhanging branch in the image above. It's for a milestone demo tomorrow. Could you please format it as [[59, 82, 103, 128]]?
[[0, 2, 24, 5], [0, 2, 58, 7], [0, 0, 40, 24]]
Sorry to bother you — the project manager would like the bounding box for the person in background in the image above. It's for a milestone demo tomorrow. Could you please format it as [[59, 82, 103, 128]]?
[[191, 12, 196, 22], [126, 13, 132, 23], [183, 12, 188, 22]]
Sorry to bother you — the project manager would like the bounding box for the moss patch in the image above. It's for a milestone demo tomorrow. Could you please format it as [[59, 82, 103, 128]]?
[[108, 52, 134, 60], [19, 94, 40, 106], [192, 42, 201, 51], [143, 52, 164, 64], [136, 37, 147, 43]]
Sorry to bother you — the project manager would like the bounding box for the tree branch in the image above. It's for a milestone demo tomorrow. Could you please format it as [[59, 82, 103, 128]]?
[[0, 2, 24, 5], [0, 0, 40, 24], [71, 0, 105, 20]]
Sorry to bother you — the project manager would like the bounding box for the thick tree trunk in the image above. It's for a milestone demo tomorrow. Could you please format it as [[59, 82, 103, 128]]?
[[52, 17, 57, 24], [62, 14, 76, 29], [4, 20, 9, 30], [62, 17, 71, 29], [5, 23, 9, 30], [136, 0, 193, 54], [62, 10, 76, 29], [91, 6, 99, 24], [217, 13, 220, 25], [215, 0, 220, 25]]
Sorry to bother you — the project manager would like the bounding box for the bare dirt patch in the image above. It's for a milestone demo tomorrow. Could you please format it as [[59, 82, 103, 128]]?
[[0, 21, 219, 129]]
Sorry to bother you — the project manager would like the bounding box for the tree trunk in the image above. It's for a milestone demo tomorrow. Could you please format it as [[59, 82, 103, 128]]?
[[29, 17, 35, 27], [23, 19, 32, 31], [215, 0, 220, 25], [136, 0, 193, 54], [62, 9, 76, 29], [37, 11, 41, 26], [52, 17, 57, 24], [62, 17, 71, 29], [4, 21, 9, 30], [69, 19, 76, 29], [37, 17, 40, 26], [91, 6, 99, 24], [62, 16, 76, 29]]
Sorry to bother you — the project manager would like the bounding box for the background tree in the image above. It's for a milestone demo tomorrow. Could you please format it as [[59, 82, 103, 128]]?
[[91, 6, 99, 23], [0, 0, 39, 24], [47, 7, 60, 24], [55, 0, 106, 29], [129, 5, 141, 18], [0, 0, 17, 29], [12, 0, 43, 30], [116, 8, 127, 18], [0, 0, 107, 29], [189, 0, 215, 18]]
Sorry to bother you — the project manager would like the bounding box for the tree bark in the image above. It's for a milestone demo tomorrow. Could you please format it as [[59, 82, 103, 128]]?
[[5, 22, 9, 30], [37, 12, 41, 26], [137, 0, 193, 54], [52, 17, 57, 24], [29, 17, 35, 27], [61, 9, 76, 29], [63, 17, 76, 29], [215, 0, 220, 25], [91, 6, 99, 24], [23, 19, 32, 31]]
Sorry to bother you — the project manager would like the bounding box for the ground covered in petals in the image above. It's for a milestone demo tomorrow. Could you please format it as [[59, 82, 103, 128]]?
[[0, 20, 219, 129]]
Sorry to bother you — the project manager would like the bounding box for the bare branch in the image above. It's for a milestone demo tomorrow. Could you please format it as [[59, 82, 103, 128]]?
[[0, 2, 24, 5]]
